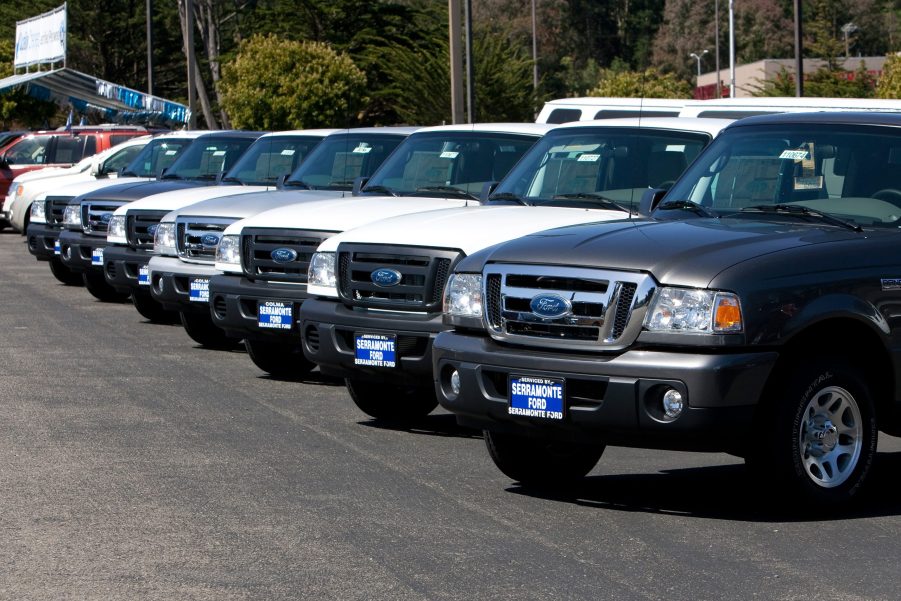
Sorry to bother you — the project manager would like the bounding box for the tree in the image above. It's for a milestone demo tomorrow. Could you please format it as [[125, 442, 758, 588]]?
[[876, 54, 901, 98], [218, 35, 367, 130], [589, 67, 693, 98]]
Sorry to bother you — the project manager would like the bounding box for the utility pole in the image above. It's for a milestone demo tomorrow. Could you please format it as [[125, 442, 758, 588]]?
[[728, 0, 735, 97], [146, 0, 153, 96], [464, 0, 474, 123], [714, 0, 721, 98], [185, 0, 197, 128], [448, 0, 464, 124], [794, 0, 803, 97]]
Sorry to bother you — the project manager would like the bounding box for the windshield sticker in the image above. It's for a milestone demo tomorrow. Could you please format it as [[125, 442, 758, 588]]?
[[780, 149, 810, 160], [212, 150, 226, 156], [794, 176, 823, 190], [439, 151, 459, 159], [578, 153, 601, 162], [280, 149, 296, 156], [665, 145, 686, 152], [499, 146, 515, 152], [353, 144, 372, 154], [164, 150, 178, 155]]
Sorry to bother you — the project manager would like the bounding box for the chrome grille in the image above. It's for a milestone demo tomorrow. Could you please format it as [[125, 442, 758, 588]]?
[[127, 210, 168, 250], [175, 217, 236, 263], [82, 200, 125, 235], [241, 228, 328, 283], [46, 196, 74, 226], [336, 243, 460, 312], [483, 265, 655, 351]]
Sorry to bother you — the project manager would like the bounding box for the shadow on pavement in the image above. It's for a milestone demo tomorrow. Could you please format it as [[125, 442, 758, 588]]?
[[359, 413, 482, 440]]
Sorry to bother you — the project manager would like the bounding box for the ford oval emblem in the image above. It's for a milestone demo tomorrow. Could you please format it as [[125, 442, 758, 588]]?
[[201, 233, 221, 247], [371, 268, 402, 287], [270, 248, 298, 263], [101, 213, 113, 224], [529, 293, 572, 318], [147, 224, 158, 236]]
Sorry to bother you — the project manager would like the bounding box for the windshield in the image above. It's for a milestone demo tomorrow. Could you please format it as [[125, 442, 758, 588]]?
[[124, 137, 194, 177], [223, 135, 324, 186], [492, 127, 710, 210], [362, 131, 538, 198], [285, 133, 405, 190], [166, 136, 258, 180], [664, 123, 901, 228]]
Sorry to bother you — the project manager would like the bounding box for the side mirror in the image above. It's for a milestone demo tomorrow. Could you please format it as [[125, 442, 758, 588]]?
[[638, 188, 667, 217], [90, 158, 103, 177], [352, 176, 370, 196], [276, 174, 289, 190], [479, 181, 499, 203]]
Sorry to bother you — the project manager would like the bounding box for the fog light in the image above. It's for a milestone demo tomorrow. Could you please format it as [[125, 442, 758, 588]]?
[[662, 389, 684, 419], [450, 370, 461, 395]]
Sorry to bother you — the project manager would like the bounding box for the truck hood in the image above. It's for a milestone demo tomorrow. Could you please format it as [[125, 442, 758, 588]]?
[[162, 188, 348, 223], [465, 217, 869, 289], [41, 176, 149, 200], [80, 179, 206, 202], [317, 205, 629, 254], [223, 195, 475, 236], [114, 184, 274, 216]]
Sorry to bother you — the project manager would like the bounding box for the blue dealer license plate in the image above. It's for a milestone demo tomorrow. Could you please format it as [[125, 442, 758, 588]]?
[[354, 333, 396, 368], [508, 375, 565, 420], [189, 277, 210, 302], [54, 239, 60, 255], [138, 265, 149, 286], [258, 301, 293, 330], [91, 247, 104, 266]]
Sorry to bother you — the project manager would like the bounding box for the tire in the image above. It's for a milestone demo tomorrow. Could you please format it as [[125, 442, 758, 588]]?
[[750, 356, 877, 509], [49, 257, 83, 286], [484, 430, 605, 487], [244, 339, 315, 379], [131, 292, 179, 324], [345, 377, 438, 421], [180, 311, 240, 349], [82, 271, 129, 302]]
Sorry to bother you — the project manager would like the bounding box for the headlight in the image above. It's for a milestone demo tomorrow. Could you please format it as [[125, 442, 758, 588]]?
[[645, 287, 743, 333], [63, 204, 82, 228], [444, 273, 483, 317], [153, 222, 177, 256], [30, 201, 47, 224], [216, 234, 241, 266], [107, 214, 126, 243], [307, 252, 337, 297]]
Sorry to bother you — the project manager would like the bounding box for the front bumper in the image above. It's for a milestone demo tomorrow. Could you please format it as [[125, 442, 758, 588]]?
[[149, 256, 223, 313], [301, 297, 445, 385], [26, 222, 64, 261], [58, 230, 107, 274], [103, 245, 156, 294], [208, 274, 308, 342], [432, 331, 778, 452]]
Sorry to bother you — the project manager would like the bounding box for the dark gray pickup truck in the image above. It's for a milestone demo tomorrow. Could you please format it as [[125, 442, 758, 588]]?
[[434, 112, 901, 508]]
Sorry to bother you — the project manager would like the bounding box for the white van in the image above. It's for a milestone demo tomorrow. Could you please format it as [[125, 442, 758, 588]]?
[[677, 96, 901, 119], [536, 97, 687, 124]]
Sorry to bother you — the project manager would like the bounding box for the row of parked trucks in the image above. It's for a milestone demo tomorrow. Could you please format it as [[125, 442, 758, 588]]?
[[10, 98, 901, 512]]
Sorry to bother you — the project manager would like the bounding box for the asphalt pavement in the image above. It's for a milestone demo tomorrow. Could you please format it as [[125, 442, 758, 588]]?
[[1, 230, 900, 600]]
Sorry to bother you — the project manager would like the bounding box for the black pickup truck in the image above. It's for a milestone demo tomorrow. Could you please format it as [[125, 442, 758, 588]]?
[[434, 112, 901, 508]]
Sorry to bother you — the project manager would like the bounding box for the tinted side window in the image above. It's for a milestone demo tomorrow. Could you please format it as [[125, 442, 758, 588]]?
[[51, 136, 87, 164], [4, 137, 51, 165], [546, 109, 583, 124]]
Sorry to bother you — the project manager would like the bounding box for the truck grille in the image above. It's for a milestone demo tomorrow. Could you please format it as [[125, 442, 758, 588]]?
[[241, 228, 329, 283], [82, 200, 125, 235], [45, 196, 74, 226], [176, 217, 237, 263], [127, 210, 168, 250], [483, 265, 655, 351], [336, 244, 461, 312]]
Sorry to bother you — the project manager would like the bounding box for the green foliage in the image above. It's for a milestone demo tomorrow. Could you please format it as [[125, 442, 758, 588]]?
[[588, 67, 692, 98], [218, 35, 367, 130], [876, 55, 901, 99], [755, 62, 876, 98]]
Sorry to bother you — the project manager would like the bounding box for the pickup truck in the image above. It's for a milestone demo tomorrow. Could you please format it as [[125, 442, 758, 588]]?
[[433, 111, 901, 509], [147, 127, 417, 345], [103, 129, 337, 323], [57, 130, 262, 301], [299, 118, 729, 420], [25, 131, 201, 286], [207, 123, 551, 377]]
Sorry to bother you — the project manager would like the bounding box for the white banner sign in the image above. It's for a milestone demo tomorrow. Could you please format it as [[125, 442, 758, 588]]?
[[14, 4, 67, 68]]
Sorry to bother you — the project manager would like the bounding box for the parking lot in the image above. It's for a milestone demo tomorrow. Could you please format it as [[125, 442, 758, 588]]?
[[2, 229, 901, 600]]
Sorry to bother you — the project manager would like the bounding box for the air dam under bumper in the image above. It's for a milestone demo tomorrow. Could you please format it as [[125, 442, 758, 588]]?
[[301, 298, 445, 383], [26, 222, 63, 261], [103, 245, 155, 294], [149, 256, 221, 313], [208, 274, 309, 341], [433, 331, 778, 451], [58, 230, 108, 274]]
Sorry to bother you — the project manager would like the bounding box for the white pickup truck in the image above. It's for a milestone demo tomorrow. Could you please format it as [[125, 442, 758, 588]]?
[[145, 127, 418, 345], [206, 123, 552, 375], [103, 129, 338, 322], [298, 118, 731, 420]]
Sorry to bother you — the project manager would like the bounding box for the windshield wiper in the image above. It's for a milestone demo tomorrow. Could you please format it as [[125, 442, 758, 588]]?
[[737, 204, 863, 232], [120, 169, 138, 177], [220, 175, 243, 184], [192, 173, 220, 181], [284, 179, 312, 189], [361, 184, 397, 196], [487, 192, 528, 205], [552, 192, 633, 213], [657, 200, 716, 218], [415, 185, 479, 200]]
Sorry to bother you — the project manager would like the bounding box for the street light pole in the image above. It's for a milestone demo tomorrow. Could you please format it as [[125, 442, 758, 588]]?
[[729, 0, 735, 97], [689, 49, 709, 82]]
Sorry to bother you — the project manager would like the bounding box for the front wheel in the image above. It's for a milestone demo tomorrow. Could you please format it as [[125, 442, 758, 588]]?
[[82, 271, 129, 302], [49, 257, 83, 286], [750, 356, 877, 509], [345, 377, 438, 422], [485, 430, 605, 487], [244, 339, 314, 379], [131, 292, 179, 324], [180, 311, 241, 349]]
